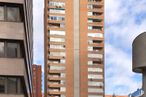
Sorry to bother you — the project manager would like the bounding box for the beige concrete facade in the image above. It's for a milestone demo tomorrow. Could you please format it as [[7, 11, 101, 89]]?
[[0, 22, 24, 40], [0, 94, 25, 97], [0, 0, 33, 97], [0, 58, 26, 76], [0, 0, 24, 4]]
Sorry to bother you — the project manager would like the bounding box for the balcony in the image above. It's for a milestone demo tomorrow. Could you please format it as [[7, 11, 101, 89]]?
[[49, 8, 65, 14], [88, 63, 103, 68], [88, 92, 103, 96], [48, 91, 66, 95], [48, 48, 66, 52], [88, 0, 104, 4], [49, 41, 65, 45], [48, 20, 65, 24], [88, 37, 104, 41], [88, 67, 103, 73], [48, 56, 65, 60], [49, 70, 65, 73], [88, 14, 103, 19], [48, 76, 66, 81], [88, 22, 104, 27]]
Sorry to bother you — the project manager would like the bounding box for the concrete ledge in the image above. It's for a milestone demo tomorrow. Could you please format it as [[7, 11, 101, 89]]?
[[0, 94, 24, 97], [0, 58, 25, 76], [0, 22, 24, 40], [0, 0, 24, 4]]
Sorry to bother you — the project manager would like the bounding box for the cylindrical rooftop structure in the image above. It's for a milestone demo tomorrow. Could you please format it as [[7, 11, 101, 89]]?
[[133, 32, 146, 97], [133, 32, 146, 73]]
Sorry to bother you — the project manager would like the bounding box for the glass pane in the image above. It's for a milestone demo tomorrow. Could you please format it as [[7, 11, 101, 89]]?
[[0, 6, 4, 20], [0, 77, 5, 93], [7, 78, 17, 94], [7, 42, 18, 58], [0, 42, 4, 57], [7, 7, 20, 22]]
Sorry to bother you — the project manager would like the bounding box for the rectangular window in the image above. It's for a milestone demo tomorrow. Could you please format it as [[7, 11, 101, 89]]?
[[0, 40, 23, 58], [88, 26, 92, 30], [0, 6, 4, 20], [7, 6, 21, 22], [0, 42, 4, 57], [88, 88, 103, 93], [0, 77, 5, 93], [7, 43, 18, 58], [0, 4, 22, 22], [0, 76, 23, 94], [49, 30, 65, 35], [7, 78, 17, 94]]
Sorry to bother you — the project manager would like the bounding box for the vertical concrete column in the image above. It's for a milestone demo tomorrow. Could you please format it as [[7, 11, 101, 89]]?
[[74, 0, 80, 96]]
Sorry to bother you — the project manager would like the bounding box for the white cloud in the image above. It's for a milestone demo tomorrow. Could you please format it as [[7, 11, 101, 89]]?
[[105, 0, 146, 95], [105, 44, 142, 95]]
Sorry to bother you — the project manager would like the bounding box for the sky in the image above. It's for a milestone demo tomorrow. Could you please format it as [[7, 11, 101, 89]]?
[[33, 0, 146, 95]]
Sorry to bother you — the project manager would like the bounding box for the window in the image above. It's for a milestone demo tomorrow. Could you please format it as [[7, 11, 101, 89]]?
[[49, 37, 65, 42], [49, 9, 65, 14], [88, 88, 103, 93], [49, 16, 65, 21], [7, 43, 20, 58], [7, 78, 17, 94], [50, 44, 65, 49], [88, 26, 92, 30], [0, 4, 22, 22], [88, 33, 103, 38], [49, 2, 65, 8], [7, 6, 21, 22], [88, 81, 103, 86], [0, 42, 4, 57], [88, 54, 103, 58], [50, 65, 65, 70], [0, 77, 5, 93], [88, 68, 103, 72], [0, 77, 23, 94], [49, 30, 65, 35], [0, 6, 4, 20], [0, 40, 23, 58]]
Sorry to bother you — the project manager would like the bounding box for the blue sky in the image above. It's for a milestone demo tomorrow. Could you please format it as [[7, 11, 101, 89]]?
[[33, 0, 146, 95]]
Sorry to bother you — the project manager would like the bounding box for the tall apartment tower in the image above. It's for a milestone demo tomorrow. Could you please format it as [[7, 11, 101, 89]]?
[[0, 0, 33, 97], [32, 65, 42, 97], [44, 0, 104, 97]]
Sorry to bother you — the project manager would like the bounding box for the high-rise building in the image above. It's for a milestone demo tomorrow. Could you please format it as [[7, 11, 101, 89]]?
[[0, 0, 33, 97], [32, 64, 42, 97], [44, 0, 104, 96]]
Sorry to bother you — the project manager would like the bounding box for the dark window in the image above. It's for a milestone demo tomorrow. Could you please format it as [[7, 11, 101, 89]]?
[[0, 76, 24, 94], [0, 6, 4, 20], [7, 42, 19, 58], [7, 78, 17, 94], [0, 3, 22, 22], [0, 42, 4, 57], [7, 6, 21, 22], [0, 40, 23, 58], [0, 77, 5, 93]]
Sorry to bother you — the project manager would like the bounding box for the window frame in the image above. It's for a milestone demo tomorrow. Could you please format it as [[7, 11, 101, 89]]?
[[0, 76, 24, 94], [0, 40, 23, 58], [0, 3, 23, 22]]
